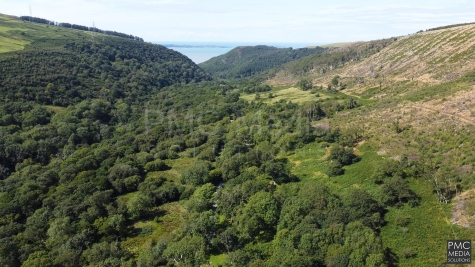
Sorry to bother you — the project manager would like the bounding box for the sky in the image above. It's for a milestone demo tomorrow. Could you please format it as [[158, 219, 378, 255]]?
[[1, 0, 475, 44]]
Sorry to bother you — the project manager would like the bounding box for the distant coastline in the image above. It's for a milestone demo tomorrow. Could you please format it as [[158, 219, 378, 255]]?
[[157, 42, 325, 64], [164, 44, 230, 49]]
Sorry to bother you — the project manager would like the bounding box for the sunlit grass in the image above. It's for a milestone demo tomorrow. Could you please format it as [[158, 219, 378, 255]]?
[[241, 86, 332, 104], [320, 42, 355, 48], [162, 157, 196, 183], [122, 202, 186, 256], [44, 105, 67, 114], [288, 142, 383, 197], [381, 178, 474, 267], [0, 35, 29, 53], [209, 254, 227, 266], [0, 14, 115, 54]]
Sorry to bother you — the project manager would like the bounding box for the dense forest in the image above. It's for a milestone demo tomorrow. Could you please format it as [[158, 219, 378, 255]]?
[[0, 14, 474, 267], [199, 45, 324, 79], [0, 38, 210, 106], [1, 77, 403, 266]]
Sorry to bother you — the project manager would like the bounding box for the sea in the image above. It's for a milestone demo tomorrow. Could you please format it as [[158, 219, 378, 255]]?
[[155, 42, 324, 64]]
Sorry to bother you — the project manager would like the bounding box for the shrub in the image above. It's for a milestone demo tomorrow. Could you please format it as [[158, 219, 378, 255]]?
[[402, 248, 416, 258], [328, 145, 359, 166], [180, 161, 212, 186], [326, 161, 344, 177], [124, 175, 142, 192], [144, 159, 168, 172], [395, 216, 412, 227]]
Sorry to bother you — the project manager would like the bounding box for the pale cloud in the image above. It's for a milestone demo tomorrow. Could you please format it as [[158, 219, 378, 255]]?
[[1, 0, 474, 43]]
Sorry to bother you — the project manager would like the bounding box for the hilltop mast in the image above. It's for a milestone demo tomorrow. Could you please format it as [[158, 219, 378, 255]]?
[[91, 21, 95, 43]]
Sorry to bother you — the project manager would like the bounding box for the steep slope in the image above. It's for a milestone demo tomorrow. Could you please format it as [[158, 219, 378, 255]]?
[[0, 14, 210, 105], [260, 24, 475, 177], [341, 24, 475, 85], [266, 38, 398, 84], [249, 24, 475, 266], [199, 45, 324, 79], [268, 24, 475, 90]]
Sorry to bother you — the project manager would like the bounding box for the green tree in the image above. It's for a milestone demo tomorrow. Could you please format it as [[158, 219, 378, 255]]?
[[107, 164, 140, 193], [22, 250, 53, 267], [163, 236, 208, 267], [186, 183, 215, 212], [236, 191, 279, 240], [127, 194, 152, 220], [346, 98, 359, 109], [326, 161, 344, 177], [220, 154, 246, 181], [297, 79, 313, 91], [260, 161, 297, 184], [81, 242, 130, 267], [180, 161, 212, 186], [331, 75, 340, 87], [381, 176, 418, 206], [144, 159, 168, 172], [343, 189, 384, 230], [328, 145, 359, 166]]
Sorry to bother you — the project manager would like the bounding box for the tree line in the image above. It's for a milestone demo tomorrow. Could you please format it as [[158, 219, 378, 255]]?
[[19, 16, 144, 42]]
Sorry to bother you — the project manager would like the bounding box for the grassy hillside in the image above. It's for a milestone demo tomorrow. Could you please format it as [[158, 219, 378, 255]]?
[[0, 14, 103, 53], [320, 42, 356, 48], [199, 45, 324, 79], [247, 24, 475, 266]]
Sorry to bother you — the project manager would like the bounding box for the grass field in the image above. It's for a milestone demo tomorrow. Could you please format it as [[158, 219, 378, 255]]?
[[209, 254, 227, 266], [320, 42, 357, 48], [0, 14, 113, 54], [44, 105, 67, 114], [0, 35, 29, 53], [122, 202, 186, 256], [240, 86, 334, 104], [287, 142, 383, 197]]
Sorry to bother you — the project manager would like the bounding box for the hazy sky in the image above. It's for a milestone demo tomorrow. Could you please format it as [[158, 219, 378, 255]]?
[[2, 0, 474, 43]]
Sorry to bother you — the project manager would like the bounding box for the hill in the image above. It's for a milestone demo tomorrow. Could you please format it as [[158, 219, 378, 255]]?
[[263, 38, 398, 84], [199, 45, 324, 79], [1, 12, 475, 267], [0, 14, 210, 106], [320, 42, 356, 48], [267, 24, 475, 88], [237, 23, 475, 266]]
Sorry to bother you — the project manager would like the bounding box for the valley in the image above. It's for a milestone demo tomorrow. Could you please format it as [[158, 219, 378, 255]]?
[[0, 13, 474, 267]]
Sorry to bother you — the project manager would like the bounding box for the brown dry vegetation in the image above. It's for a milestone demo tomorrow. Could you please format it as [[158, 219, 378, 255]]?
[[452, 189, 475, 228], [265, 24, 475, 232], [269, 24, 475, 91], [340, 25, 475, 90]]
